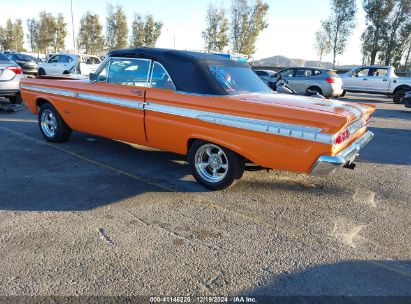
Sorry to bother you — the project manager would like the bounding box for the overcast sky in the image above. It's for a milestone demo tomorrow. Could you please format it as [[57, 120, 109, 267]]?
[[0, 0, 365, 64]]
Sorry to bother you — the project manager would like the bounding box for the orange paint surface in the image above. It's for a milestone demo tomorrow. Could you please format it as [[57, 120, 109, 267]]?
[[20, 78, 376, 174]]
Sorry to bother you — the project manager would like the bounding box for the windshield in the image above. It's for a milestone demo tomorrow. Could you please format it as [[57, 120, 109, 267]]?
[[0, 53, 11, 62], [209, 65, 271, 94], [16, 53, 37, 61]]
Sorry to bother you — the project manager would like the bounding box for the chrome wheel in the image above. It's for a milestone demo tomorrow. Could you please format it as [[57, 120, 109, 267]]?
[[40, 109, 57, 138], [194, 144, 229, 183]]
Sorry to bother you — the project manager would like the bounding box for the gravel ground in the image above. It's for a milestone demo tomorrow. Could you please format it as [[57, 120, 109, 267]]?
[[0, 93, 410, 299]]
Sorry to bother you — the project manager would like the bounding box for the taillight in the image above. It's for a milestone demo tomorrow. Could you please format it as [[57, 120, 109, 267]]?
[[5, 66, 22, 74], [326, 77, 335, 84], [335, 130, 350, 145], [365, 116, 371, 125]]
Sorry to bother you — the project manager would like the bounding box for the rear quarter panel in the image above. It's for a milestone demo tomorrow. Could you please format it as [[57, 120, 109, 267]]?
[[145, 89, 345, 173]]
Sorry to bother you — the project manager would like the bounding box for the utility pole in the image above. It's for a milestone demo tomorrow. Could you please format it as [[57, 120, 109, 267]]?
[[71, 0, 76, 52], [166, 28, 176, 49]]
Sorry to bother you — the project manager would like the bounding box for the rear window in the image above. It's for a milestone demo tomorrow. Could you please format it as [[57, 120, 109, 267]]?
[[80, 56, 101, 64], [15, 53, 37, 61], [0, 53, 11, 62]]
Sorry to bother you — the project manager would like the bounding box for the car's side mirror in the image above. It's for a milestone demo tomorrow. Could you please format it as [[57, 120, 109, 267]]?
[[89, 73, 97, 82]]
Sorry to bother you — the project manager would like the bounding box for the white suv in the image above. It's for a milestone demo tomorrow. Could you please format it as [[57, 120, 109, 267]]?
[[38, 54, 101, 77]]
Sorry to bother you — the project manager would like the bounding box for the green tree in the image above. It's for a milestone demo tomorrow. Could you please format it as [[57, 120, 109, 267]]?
[[0, 19, 25, 51], [380, 0, 411, 65], [202, 3, 229, 52], [13, 19, 25, 51], [130, 14, 163, 48], [38, 11, 57, 53], [321, 0, 357, 68], [361, 0, 394, 65], [314, 30, 331, 61], [230, 0, 269, 57], [105, 4, 128, 50], [27, 18, 40, 53], [78, 12, 104, 54], [130, 14, 145, 47], [0, 26, 5, 51], [144, 15, 163, 47], [53, 13, 67, 52]]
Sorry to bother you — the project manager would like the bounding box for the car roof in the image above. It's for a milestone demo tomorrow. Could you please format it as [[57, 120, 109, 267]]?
[[108, 48, 249, 95], [254, 69, 276, 73], [109, 48, 238, 64]]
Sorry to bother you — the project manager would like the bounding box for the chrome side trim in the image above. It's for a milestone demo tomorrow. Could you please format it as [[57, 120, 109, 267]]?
[[21, 85, 76, 98], [310, 131, 374, 176], [21, 84, 335, 144], [77, 93, 144, 110], [145, 102, 333, 144]]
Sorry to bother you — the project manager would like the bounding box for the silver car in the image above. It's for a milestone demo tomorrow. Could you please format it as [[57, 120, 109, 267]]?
[[254, 69, 278, 89], [276, 67, 343, 98], [0, 52, 23, 104]]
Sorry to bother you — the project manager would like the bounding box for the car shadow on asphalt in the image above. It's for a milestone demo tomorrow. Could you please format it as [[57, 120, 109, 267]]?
[[363, 127, 411, 166], [372, 108, 411, 121], [242, 260, 411, 300], [0, 122, 212, 211]]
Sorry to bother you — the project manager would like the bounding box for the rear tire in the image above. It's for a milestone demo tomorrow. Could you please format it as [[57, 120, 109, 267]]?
[[8, 94, 23, 104], [340, 90, 346, 97], [393, 89, 408, 104], [306, 86, 323, 96], [38, 103, 71, 143], [38, 68, 46, 76], [188, 140, 244, 190]]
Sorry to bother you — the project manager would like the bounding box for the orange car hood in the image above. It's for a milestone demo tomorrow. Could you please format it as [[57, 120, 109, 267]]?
[[230, 93, 374, 121]]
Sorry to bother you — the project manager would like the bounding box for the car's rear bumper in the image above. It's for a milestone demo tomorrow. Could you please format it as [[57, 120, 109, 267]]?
[[310, 131, 374, 176]]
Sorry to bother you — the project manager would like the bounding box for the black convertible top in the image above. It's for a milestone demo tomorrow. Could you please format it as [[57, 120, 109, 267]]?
[[108, 48, 249, 95]]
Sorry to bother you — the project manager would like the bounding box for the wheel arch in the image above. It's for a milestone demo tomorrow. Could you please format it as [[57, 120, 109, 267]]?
[[187, 136, 249, 163], [393, 85, 411, 95], [36, 97, 52, 110], [307, 86, 323, 93]]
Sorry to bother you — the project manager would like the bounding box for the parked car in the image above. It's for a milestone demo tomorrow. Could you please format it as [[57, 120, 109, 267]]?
[[0, 52, 23, 104], [274, 67, 344, 98], [20, 48, 375, 190], [340, 65, 411, 103], [4, 52, 40, 76], [254, 69, 278, 89], [38, 53, 101, 77], [402, 91, 411, 108]]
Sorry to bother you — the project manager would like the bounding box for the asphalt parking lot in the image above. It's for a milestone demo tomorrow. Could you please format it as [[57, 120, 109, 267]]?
[[0, 93, 410, 298]]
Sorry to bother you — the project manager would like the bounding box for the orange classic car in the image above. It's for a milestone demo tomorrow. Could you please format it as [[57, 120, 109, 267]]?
[[20, 48, 376, 190]]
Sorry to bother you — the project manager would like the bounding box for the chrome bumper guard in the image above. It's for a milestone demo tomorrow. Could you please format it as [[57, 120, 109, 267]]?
[[310, 131, 374, 176]]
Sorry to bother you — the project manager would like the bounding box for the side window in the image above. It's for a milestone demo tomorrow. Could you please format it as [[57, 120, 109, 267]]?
[[255, 71, 267, 76], [279, 69, 294, 78], [295, 69, 312, 77], [150, 62, 176, 90], [59, 55, 72, 63], [96, 61, 110, 82], [372, 68, 388, 77], [48, 55, 59, 63], [356, 68, 370, 77], [107, 58, 151, 87]]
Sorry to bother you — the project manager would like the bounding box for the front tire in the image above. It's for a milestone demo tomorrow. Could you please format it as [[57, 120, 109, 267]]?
[[38, 68, 46, 76], [393, 89, 408, 104], [188, 140, 244, 190], [8, 94, 23, 104], [38, 103, 71, 142], [306, 87, 323, 96]]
